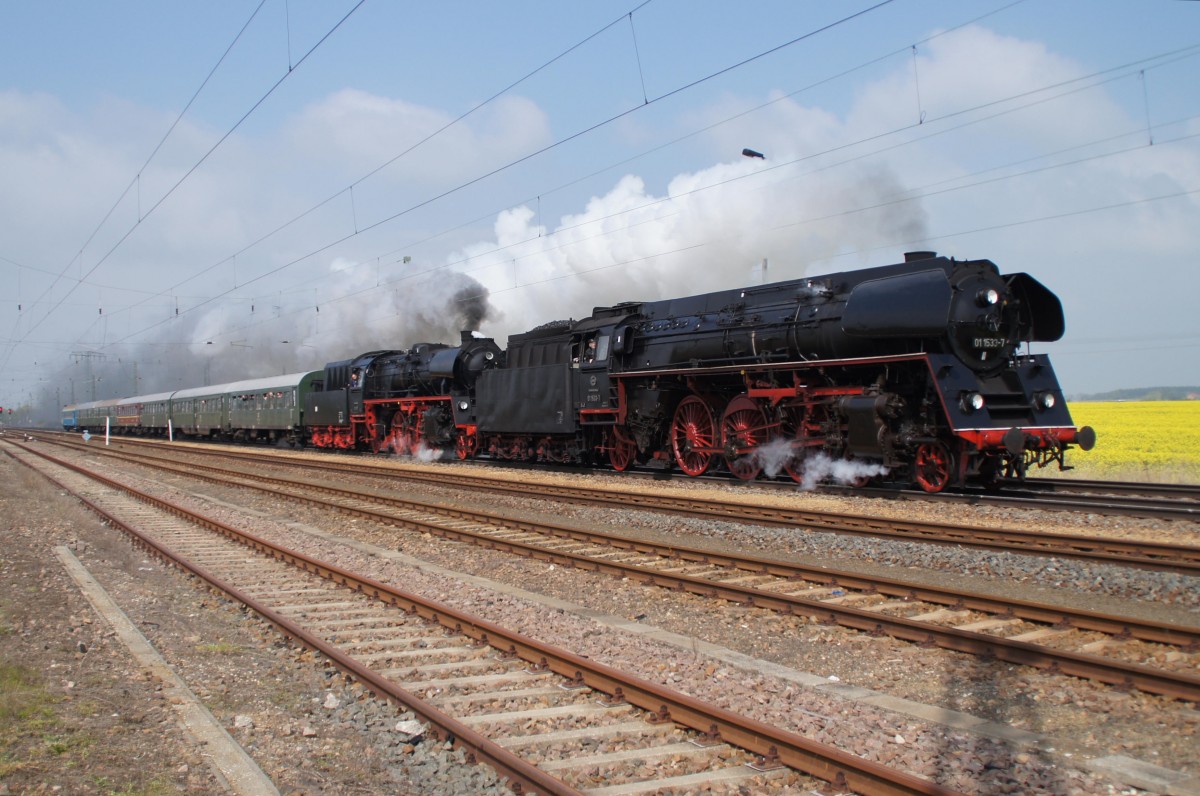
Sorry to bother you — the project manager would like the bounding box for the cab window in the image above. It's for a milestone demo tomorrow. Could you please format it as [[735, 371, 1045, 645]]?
[[593, 334, 610, 362]]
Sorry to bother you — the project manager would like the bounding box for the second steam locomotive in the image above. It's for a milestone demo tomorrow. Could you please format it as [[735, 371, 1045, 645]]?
[[66, 251, 1094, 492]]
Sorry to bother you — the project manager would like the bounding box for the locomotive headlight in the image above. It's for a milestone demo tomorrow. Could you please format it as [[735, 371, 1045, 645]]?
[[960, 391, 985, 413], [458, 401, 470, 411], [976, 288, 1001, 307], [1034, 392, 1056, 411]]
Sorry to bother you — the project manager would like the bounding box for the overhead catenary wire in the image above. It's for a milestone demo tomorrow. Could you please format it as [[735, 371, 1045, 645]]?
[[4, 2, 270, 348], [169, 178, 1198, 373], [4, 1, 1195, 405], [6, 0, 368, 360], [0, 1, 273, 382], [95, 0, 1061, 360], [324, 0, 1034, 292], [102, 32, 1200, 354], [111, 0, 657, 323], [101, 1, 903, 348], [146, 105, 1200, 362]]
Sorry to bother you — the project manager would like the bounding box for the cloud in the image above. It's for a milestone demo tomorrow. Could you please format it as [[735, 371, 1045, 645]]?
[[285, 88, 551, 185], [849, 26, 1120, 143], [449, 100, 929, 342], [9, 21, 1200, 423], [434, 23, 1199, 401]]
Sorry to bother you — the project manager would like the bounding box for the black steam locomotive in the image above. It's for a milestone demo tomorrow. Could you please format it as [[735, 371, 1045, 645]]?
[[305, 334, 503, 456], [302, 251, 1093, 491]]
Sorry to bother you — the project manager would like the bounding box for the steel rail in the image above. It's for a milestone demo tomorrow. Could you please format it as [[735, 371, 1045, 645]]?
[[80, 441, 1200, 650], [46, 435, 1200, 575], [6, 445, 578, 796], [33, 430, 1200, 520], [34, 439, 1200, 703], [401, 473, 1200, 572], [913, 487, 1198, 522], [1022, 477, 1200, 500], [9, 439, 961, 796]]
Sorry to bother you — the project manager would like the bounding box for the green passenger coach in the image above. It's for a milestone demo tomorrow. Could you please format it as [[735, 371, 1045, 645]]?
[[65, 370, 322, 448]]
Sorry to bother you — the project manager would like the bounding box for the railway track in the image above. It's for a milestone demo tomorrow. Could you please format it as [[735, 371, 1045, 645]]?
[[26, 437, 1200, 703], [48, 434, 1200, 577], [1023, 477, 1200, 500], [508, 452, 1199, 521], [930, 484, 1198, 522], [816, 477, 1199, 521], [32, 430, 1200, 520], [5, 438, 961, 796]]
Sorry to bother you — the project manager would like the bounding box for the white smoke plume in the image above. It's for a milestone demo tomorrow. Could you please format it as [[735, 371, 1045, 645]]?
[[409, 443, 444, 464], [381, 432, 444, 463], [456, 151, 927, 343], [48, 267, 493, 404], [744, 438, 890, 489], [794, 453, 889, 492], [749, 437, 797, 480], [186, 263, 491, 379], [41, 134, 923, 416]]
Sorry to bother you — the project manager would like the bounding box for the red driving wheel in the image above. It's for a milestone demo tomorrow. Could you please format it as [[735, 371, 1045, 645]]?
[[455, 432, 478, 460], [671, 396, 716, 477], [914, 441, 954, 493], [721, 395, 767, 480], [609, 427, 637, 471], [389, 413, 419, 455]]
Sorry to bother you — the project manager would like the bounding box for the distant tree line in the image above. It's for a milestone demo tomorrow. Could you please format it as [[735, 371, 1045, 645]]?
[[1072, 386, 1200, 402]]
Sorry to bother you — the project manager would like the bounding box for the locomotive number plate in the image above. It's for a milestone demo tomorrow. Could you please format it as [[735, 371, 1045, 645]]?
[[974, 337, 1005, 349]]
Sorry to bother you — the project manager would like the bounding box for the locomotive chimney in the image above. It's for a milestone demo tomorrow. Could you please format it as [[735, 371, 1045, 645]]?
[[904, 251, 937, 262]]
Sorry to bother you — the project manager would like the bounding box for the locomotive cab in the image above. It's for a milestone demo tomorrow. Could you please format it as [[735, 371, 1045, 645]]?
[[569, 320, 625, 413]]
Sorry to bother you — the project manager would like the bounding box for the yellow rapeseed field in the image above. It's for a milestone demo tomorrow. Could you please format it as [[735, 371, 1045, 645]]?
[[1062, 401, 1200, 483]]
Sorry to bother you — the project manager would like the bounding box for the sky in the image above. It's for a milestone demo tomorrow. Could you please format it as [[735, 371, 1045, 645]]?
[[2, 0, 1198, 422]]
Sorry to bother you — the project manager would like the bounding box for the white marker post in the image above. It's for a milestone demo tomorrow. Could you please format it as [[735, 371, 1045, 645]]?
[[168, 419, 174, 443], [105, 416, 110, 446]]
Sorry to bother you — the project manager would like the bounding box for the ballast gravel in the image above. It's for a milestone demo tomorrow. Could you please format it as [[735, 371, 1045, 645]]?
[[4, 439, 1197, 795]]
